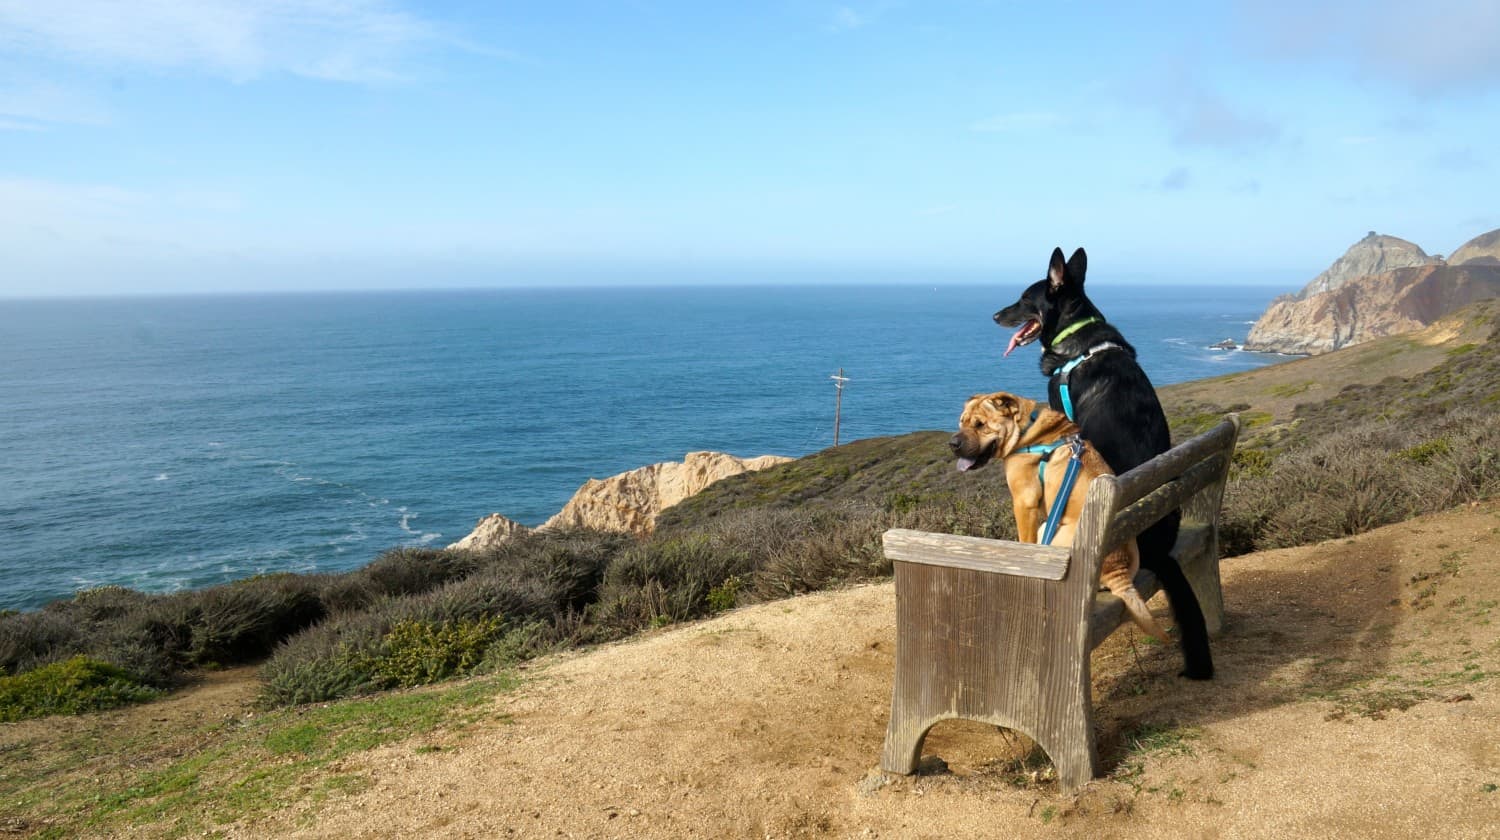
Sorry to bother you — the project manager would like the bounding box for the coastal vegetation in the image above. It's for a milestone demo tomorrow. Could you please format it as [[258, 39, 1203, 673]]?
[[2, 303, 1498, 720]]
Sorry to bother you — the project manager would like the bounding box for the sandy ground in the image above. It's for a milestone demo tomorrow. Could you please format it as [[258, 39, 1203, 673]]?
[[203, 500, 1500, 839]]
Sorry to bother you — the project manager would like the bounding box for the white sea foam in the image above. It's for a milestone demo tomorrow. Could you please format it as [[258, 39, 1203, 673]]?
[[154, 473, 169, 481]]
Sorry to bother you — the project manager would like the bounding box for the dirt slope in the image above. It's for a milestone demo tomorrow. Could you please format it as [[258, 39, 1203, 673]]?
[[232, 501, 1500, 839]]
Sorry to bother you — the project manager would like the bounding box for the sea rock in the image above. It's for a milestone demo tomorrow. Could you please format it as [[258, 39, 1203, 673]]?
[[1245, 263, 1500, 355], [1289, 232, 1439, 301], [447, 513, 532, 550], [449, 451, 791, 549], [1449, 228, 1500, 267], [541, 451, 791, 535]]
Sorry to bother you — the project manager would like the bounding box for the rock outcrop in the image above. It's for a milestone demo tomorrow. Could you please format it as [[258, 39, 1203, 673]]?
[[1247, 263, 1500, 355], [447, 513, 532, 550], [1246, 228, 1500, 355], [1289, 232, 1439, 300], [449, 451, 791, 551], [541, 451, 791, 535]]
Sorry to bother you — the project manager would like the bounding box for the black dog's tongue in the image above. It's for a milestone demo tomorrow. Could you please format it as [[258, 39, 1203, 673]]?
[[1004, 319, 1038, 358]]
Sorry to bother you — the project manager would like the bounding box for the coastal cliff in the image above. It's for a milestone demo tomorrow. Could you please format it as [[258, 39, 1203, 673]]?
[[449, 451, 791, 550], [1246, 228, 1500, 355]]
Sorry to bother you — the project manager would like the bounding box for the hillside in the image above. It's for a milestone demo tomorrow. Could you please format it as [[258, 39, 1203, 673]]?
[[257, 502, 1500, 840], [7, 502, 1496, 838]]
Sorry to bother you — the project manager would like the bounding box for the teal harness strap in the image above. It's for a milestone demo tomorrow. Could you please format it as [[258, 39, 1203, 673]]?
[[1014, 435, 1088, 545], [1015, 439, 1064, 484], [1053, 341, 1124, 421]]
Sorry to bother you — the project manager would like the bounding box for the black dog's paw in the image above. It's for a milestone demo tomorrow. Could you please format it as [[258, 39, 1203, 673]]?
[[1178, 666, 1214, 681]]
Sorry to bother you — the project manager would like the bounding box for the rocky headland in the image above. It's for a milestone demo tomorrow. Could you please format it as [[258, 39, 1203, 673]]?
[[1246, 228, 1500, 355], [448, 450, 791, 550]]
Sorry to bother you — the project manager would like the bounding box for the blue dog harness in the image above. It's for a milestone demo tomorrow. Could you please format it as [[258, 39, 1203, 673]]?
[[1053, 341, 1125, 421], [1014, 433, 1087, 546]]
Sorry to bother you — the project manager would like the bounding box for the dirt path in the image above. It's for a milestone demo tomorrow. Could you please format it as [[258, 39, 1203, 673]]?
[[213, 500, 1500, 839]]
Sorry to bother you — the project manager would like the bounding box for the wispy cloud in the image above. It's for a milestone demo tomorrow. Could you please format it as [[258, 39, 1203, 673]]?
[[1431, 147, 1484, 172], [830, 6, 868, 31], [916, 203, 959, 217], [1159, 167, 1192, 191], [0, 80, 113, 129], [0, 0, 447, 84], [1235, 0, 1500, 97], [1163, 86, 1280, 152], [0, 118, 43, 132], [970, 111, 1063, 133]]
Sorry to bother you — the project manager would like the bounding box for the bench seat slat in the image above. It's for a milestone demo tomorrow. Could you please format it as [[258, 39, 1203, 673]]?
[[882, 529, 1070, 580]]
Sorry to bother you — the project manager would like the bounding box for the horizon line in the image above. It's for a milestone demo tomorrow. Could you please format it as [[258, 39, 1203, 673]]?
[[0, 277, 1297, 303]]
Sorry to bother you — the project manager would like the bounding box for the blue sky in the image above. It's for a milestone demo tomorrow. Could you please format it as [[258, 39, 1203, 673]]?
[[1, 1, 1497, 296]]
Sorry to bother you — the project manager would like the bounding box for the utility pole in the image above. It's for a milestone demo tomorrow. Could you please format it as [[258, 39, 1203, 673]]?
[[831, 368, 849, 446]]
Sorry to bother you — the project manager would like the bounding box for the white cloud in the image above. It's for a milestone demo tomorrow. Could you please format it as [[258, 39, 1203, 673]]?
[[0, 0, 442, 83]]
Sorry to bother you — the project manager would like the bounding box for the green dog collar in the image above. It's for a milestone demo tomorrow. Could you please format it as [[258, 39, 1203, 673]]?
[[1048, 316, 1100, 347]]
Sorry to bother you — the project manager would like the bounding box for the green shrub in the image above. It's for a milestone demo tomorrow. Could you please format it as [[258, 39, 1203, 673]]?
[[0, 656, 162, 721], [1231, 448, 1274, 478], [1398, 438, 1452, 465], [0, 609, 83, 675], [258, 616, 388, 707], [368, 616, 508, 689], [1221, 409, 1500, 555], [355, 547, 480, 598], [188, 575, 326, 666], [706, 576, 743, 612], [592, 535, 752, 633]]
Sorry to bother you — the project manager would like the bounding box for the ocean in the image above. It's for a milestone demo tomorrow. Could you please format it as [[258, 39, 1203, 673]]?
[[0, 284, 1282, 611]]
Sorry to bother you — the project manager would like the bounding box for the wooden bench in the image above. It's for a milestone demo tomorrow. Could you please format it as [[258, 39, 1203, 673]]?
[[878, 415, 1241, 792]]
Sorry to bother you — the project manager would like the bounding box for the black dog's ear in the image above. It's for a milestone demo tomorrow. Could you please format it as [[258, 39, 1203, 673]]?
[[1047, 247, 1067, 291], [1067, 248, 1087, 286]]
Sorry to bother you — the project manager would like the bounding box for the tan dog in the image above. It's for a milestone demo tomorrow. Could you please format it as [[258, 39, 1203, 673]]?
[[949, 391, 1169, 642]]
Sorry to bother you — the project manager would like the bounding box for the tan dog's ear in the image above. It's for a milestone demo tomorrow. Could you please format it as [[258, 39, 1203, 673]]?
[[979, 392, 1019, 418]]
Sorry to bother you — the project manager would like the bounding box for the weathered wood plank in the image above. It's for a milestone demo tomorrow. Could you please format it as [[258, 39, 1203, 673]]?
[[882, 529, 1071, 580], [1099, 453, 1227, 555], [1112, 418, 1239, 508]]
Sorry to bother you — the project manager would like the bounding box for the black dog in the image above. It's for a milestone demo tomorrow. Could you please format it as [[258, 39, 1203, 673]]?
[[993, 247, 1213, 679]]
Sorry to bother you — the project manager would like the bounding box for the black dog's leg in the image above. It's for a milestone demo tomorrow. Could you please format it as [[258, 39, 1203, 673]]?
[[1138, 514, 1214, 679]]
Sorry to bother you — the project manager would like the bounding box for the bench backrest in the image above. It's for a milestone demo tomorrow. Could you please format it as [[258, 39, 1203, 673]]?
[[1086, 415, 1241, 563]]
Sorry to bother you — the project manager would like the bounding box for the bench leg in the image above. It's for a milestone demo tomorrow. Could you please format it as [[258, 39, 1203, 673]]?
[[879, 621, 1101, 791], [1182, 542, 1225, 636]]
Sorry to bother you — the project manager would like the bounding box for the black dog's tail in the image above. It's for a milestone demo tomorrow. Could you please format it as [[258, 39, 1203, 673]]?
[[1138, 513, 1214, 679]]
